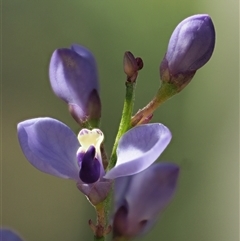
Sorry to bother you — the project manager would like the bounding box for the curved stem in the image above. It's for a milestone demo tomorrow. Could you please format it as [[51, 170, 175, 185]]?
[[93, 81, 177, 241], [131, 82, 178, 126]]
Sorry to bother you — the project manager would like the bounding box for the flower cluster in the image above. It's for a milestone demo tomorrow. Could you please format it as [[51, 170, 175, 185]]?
[[17, 45, 178, 237], [15, 13, 215, 240]]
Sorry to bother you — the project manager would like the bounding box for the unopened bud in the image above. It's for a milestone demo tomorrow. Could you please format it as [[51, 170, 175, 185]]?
[[49, 44, 101, 126], [160, 14, 215, 91], [123, 51, 140, 82]]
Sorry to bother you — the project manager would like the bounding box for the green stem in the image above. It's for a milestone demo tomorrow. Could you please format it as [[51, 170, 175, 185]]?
[[131, 82, 178, 126], [92, 81, 136, 241], [107, 81, 136, 171], [93, 81, 177, 241]]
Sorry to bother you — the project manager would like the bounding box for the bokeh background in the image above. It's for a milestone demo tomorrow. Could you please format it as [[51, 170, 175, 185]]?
[[2, 1, 239, 241]]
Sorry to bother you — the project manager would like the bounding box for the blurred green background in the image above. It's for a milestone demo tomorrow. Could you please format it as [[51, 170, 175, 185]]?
[[2, 1, 239, 241]]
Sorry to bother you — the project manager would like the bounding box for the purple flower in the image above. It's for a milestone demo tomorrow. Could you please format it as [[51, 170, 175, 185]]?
[[18, 118, 172, 204], [49, 44, 101, 125], [0, 228, 25, 241], [160, 14, 215, 91], [112, 163, 179, 239]]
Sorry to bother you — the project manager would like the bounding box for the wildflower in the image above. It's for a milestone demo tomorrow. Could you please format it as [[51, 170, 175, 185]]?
[[112, 163, 179, 239], [160, 14, 215, 91], [19, 44, 174, 205], [18, 119, 171, 205], [49, 44, 101, 126], [17, 117, 107, 205]]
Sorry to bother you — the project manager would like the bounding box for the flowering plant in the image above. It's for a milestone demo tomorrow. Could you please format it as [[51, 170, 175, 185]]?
[[6, 14, 215, 241]]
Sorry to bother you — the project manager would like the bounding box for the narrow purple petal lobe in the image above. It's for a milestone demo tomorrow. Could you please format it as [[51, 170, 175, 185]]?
[[78, 145, 101, 184], [104, 123, 172, 179], [17, 118, 80, 180]]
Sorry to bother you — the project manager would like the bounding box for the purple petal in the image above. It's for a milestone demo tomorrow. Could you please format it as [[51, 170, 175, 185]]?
[[77, 179, 112, 205], [49, 45, 99, 120], [0, 228, 24, 241], [104, 123, 172, 179], [68, 103, 86, 123], [113, 163, 180, 238], [71, 44, 97, 69], [17, 118, 80, 180], [114, 175, 132, 209]]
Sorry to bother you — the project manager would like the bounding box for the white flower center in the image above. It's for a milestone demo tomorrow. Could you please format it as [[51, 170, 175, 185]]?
[[77, 128, 104, 153]]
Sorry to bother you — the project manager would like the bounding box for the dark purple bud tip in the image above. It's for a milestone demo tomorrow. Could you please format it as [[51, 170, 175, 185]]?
[[79, 145, 100, 184], [124, 52, 138, 76], [135, 57, 144, 70], [123, 51, 140, 82]]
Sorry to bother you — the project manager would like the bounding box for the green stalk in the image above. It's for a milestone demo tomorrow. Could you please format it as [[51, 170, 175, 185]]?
[[92, 81, 177, 241], [107, 81, 136, 171], [92, 80, 136, 241]]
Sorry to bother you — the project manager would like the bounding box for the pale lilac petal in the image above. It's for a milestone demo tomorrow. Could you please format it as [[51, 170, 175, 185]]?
[[0, 228, 24, 241], [49, 45, 99, 120], [124, 163, 179, 231], [113, 163, 180, 237], [17, 118, 80, 180], [104, 123, 172, 179]]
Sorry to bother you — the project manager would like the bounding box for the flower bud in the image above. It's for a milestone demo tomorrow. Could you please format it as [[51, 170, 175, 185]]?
[[123, 51, 143, 82], [49, 44, 101, 126], [123, 51, 138, 81], [160, 14, 215, 92]]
